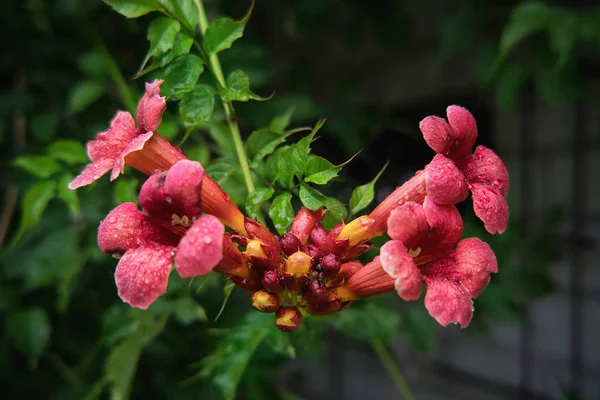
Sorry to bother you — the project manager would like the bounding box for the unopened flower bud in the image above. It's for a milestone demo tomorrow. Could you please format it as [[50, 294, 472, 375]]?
[[285, 251, 311, 278], [307, 291, 342, 316], [275, 306, 303, 332], [304, 244, 323, 266], [262, 269, 285, 294], [252, 290, 281, 313], [321, 253, 341, 278], [302, 279, 327, 304], [310, 226, 329, 249], [230, 276, 262, 292], [280, 233, 302, 256], [245, 239, 266, 258]]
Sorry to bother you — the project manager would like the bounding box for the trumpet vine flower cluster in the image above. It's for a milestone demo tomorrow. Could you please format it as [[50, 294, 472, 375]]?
[[71, 80, 509, 332]]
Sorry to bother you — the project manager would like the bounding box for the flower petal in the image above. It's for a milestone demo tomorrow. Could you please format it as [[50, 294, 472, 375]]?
[[114, 244, 173, 310], [386, 201, 428, 247], [87, 111, 137, 163], [68, 158, 114, 189], [138, 172, 172, 220], [470, 183, 509, 234], [420, 196, 463, 257], [380, 240, 422, 300], [98, 203, 143, 253], [111, 131, 154, 181], [424, 278, 473, 328], [136, 80, 166, 133], [164, 160, 204, 218], [461, 145, 509, 197], [419, 116, 453, 154], [421, 237, 498, 298], [425, 154, 468, 205], [446, 105, 477, 160], [175, 215, 224, 278]]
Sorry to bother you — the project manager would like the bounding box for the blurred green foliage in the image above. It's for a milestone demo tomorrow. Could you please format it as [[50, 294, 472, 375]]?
[[0, 0, 591, 398]]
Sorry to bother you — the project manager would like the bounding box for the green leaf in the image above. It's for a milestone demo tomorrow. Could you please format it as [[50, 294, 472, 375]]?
[[304, 156, 339, 185], [288, 119, 324, 180], [12, 181, 56, 245], [548, 11, 578, 68], [46, 139, 88, 165], [500, 2, 557, 55], [494, 65, 528, 109], [105, 311, 169, 399], [349, 162, 388, 216], [186, 143, 210, 165], [198, 313, 272, 400], [274, 147, 296, 188], [5, 308, 51, 362], [268, 192, 294, 234], [332, 301, 400, 343], [159, 54, 204, 100], [66, 80, 105, 114], [269, 107, 294, 134], [246, 128, 300, 168], [246, 187, 274, 220], [203, 1, 254, 55], [156, 0, 198, 32], [173, 296, 208, 325], [208, 123, 236, 156], [219, 69, 271, 103], [13, 155, 63, 178], [57, 173, 80, 216], [137, 31, 194, 77], [139, 17, 181, 71], [215, 281, 235, 321], [298, 184, 326, 210], [105, 337, 143, 400], [206, 159, 246, 205], [264, 146, 286, 183], [147, 17, 180, 55], [114, 177, 139, 204], [179, 84, 215, 127], [322, 197, 347, 229], [103, 0, 159, 18], [535, 64, 583, 106]]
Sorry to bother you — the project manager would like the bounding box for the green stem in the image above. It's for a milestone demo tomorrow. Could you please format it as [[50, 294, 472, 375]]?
[[370, 339, 416, 400], [195, 0, 255, 194]]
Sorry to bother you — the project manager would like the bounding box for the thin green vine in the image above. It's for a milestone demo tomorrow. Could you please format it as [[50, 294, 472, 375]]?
[[195, 0, 256, 195], [370, 339, 416, 400]]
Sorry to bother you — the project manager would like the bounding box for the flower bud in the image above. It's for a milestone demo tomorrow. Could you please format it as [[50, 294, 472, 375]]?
[[230, 276, 262, 292], [285, 251, 312, 278], [245, 239, 266, 258], [304, 244, 323, 266], [275, 306, 303, 332], [252, 290, 281, 313], [307, 291, 342, 315], [261, 269, 285, 294], [310, 226, 329, 250], [302, 279, 327, 304], [291, 207, 325, 245], [280, 233, 302, 256], [321, 253, 341, 278]]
